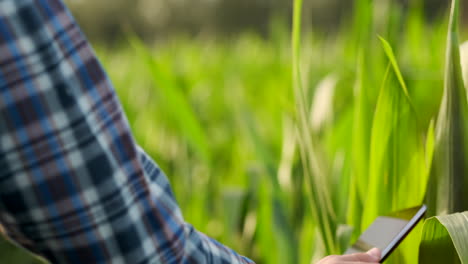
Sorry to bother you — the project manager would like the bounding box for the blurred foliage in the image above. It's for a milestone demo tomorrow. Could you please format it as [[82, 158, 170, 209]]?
[[62, 0, 451, 44]]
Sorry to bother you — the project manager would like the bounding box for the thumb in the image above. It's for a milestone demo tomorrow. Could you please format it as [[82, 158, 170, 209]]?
[[366, 247, 381, 261]]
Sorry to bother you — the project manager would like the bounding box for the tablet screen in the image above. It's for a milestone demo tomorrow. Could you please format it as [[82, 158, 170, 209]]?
[[345, 205, 427, 261]]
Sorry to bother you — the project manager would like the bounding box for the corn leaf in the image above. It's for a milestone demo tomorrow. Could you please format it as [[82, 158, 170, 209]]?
[[361, 38, 430, 263], [348, 0, 374, 238], [349, 53, 370, 235], [292, 0, 338, 255], [362, 38, 427, 229], [426, 0, 468, 216], [419, 212, 468, 263], [352, 0, 373, 46]]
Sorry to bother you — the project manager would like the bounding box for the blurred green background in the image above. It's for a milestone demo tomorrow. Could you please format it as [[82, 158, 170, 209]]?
[[2, 0, 468, 263], [63, 0, 451, 43]]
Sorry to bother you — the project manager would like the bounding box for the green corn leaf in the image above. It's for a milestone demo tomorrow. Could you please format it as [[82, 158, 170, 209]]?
[[426, 0, 468, 216], [378, 37, 410, 96], [347, 0, 376, 237], [256, 177, 280, 264], [363, 38, 427, 229], [349, 53, 370, 235], [352, 0, 373, 46], [425, 120, 435, 182], [292, 0, 338, 255], [419, 212, 468, 263]]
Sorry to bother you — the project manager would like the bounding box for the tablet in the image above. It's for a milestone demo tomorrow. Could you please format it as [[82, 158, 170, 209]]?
[[345, 205, 427, 262]]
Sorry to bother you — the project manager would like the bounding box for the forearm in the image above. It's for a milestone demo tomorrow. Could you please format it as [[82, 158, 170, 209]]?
[[0, 0, 253, 263], [138, 147, 254, 264]]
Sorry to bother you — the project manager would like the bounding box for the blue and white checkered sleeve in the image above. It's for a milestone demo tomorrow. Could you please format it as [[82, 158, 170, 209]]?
[[0, 0, 254, 263]]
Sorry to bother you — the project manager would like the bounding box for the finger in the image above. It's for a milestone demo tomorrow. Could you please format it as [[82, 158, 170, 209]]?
[[342, 262, 380, 264], [316, 255, 380, 264], [339, 252, 379, 262], [366, 248, 381, 260], [316, 255, 338, 264]]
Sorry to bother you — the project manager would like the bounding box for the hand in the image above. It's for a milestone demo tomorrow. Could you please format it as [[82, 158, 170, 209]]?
[[317, 248, 381, 264]]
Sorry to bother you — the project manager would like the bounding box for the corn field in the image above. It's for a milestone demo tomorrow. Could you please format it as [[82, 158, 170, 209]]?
[[2, 0, 468, 263]]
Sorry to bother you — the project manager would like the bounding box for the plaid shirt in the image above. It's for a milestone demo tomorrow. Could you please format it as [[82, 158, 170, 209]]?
[[0, 0, 254, 263]]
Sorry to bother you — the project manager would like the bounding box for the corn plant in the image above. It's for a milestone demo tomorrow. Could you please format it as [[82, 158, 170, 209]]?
[[425, 0, 468, 217]]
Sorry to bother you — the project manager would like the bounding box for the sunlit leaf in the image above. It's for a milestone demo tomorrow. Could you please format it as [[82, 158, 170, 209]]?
[[362, 38, 427, 230], [348, 53, 370, 236], [426, 0, 468, 216], [419, 212, 468, 263], [292, 0, 338, 255]]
